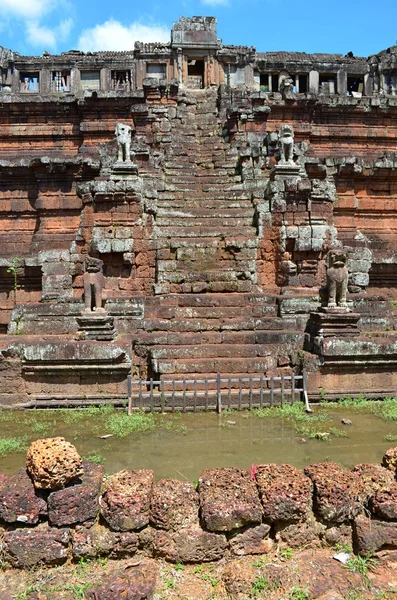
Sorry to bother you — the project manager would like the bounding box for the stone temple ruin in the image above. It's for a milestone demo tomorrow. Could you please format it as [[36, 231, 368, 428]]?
[[1, 16, 397, 406]]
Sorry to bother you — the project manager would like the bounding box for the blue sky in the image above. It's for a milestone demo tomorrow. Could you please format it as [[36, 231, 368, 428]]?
[[0, 0, 396, 57]]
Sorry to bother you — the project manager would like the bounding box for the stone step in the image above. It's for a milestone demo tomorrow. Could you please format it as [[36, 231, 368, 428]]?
[[157, 270, 255, 284], [153, 280, 255, 294], [145, 304, 277, 320], [158, 259, 256, 273], [154, 226, 256, 238], [151, 344, 269, 360], [152, 356, 274, 375], [138, 327, 299, 348], [157, 200, 253, 210], [155, 237, 258, 250], [144, 314, 292, 332], [155, 216, 254, 228], [156, 207, 253, 218]]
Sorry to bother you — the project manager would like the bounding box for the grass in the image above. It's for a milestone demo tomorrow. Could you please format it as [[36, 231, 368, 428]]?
[[250, 575, 270, 597], [254, 403, 343, 440], [104, 411, 156, 438], [82, 451, 106, 465], [0, 436, 29, 457], [289, 586, 311, 600], [323, 396, 397, 421], [346, 554, 378, 579], [384, 434, 397, 442]]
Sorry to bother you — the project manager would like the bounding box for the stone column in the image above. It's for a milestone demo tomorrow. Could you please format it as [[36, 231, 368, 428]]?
[[364, 73, 372, 96], [309, 70, 319, 94], [337, 70, 347, 96]]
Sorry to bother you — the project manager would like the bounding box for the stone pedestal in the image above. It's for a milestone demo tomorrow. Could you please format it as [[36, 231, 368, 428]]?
[[270, 163, 301, 181], [76, 312, 115, 341], [307, 307, 361, 339], [110, 161, 138, 181]]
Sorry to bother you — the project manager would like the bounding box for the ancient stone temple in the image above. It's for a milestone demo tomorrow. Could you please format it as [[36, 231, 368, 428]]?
[[1, 16, 397, 406]]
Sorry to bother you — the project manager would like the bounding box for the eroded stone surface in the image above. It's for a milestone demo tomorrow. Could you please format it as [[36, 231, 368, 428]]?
[[229, 524, 273, 555], [382, 447, 397, 473], [86, 561, 158, 600], [352, 463, 395, 503], [199, 467, 262, 532], [353, 514, 397, 555], [3, 524, 69, 568], [48, 462, 104, 527], [0, 473, 8, 487], [100, 469, 154, 531], [71, 523, 138, 559], [369, 484, 397, 521], [304, 462, 360, 523], [151, 525, 228, 563], [274, 513, 323, 548], [0, 469, 47, 525], [150, 478, 198, 530], [255, 463, 312, 522], [26, 437, 83, 490]]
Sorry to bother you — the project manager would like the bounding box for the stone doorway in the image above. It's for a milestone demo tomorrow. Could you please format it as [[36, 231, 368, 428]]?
[[187, 58, 204, 89]]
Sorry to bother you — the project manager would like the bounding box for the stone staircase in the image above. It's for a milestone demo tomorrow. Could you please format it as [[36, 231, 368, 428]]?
[[154, 89, 258, 294], [140, 293, 304, 381]]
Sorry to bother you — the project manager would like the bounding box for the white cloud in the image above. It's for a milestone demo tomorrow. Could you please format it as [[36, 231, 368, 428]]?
[[25, 17, 73, 48], [78, 19, 169, 52], [0, 0, 56, 20]]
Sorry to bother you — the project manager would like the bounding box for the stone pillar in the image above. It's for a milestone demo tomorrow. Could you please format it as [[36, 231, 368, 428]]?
[[337, 70, 347, 96], [70, 68, 80, 94], [101, 68, 111, 92], [177, 48, 183, 86], [295, 73, 299, 93], [268, 74, 272, 92], [40, 69, 51, 94], [364, 73, 372, 97], [309, 70, 319, 94]]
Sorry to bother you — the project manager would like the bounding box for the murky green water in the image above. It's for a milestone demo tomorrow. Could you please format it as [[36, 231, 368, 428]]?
[[0, 406, 396, 479]]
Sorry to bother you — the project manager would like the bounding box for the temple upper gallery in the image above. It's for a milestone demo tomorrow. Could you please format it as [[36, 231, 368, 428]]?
[[1, 16, 396, 95]]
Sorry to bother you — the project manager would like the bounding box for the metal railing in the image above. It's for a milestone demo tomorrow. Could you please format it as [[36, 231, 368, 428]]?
[[127, 370, 311, 414]]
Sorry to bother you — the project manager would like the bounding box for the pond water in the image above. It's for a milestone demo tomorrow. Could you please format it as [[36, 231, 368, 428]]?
[[0, 406, 396, 480]]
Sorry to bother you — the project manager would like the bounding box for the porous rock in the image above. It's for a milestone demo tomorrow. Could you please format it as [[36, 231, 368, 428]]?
[[353, 514, 397, 555], [151, 525, 227, 563], [100, 469, 154, 531], [26, 437, 83, 490], [0, 473, 8, 487], [369, 484, 397, 521], [274, 512, 323, 548], [255, 463, 312, 522], [71, 523, 138, 559], [86, 560, 158, 600], [3, 523, 69, 568], [229, 523, 273, 555], [382, 447, 397, 473], [352, 463, 395, 504], [48, 461, 104, 527], [0, 468, 47, 525], [199, 467, 262, 531], [150, 478, 198, 530], [304, 462, 361, 523]]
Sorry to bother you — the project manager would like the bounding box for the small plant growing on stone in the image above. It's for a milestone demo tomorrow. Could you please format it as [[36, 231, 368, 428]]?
[[250, 575, 270, 597], [346, 553, 377, 579], [289, 586, 311, 600], [7, 256, 21, 301], [280, 546, 293, 560]]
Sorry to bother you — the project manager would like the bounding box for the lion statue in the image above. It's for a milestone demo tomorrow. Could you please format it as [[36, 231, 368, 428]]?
[[279, 124, 295, 164], [326, 249, 349, 309], [83, 256, 105, 313], [115, 122, 132, 163]]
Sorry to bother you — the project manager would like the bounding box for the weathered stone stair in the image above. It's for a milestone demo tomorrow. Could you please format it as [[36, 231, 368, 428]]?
[[140, 294, 304, 381], [154, 89, 258, 294]]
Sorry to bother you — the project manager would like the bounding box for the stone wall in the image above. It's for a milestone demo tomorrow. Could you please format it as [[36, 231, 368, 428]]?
[[0, 447, 396, 570]]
